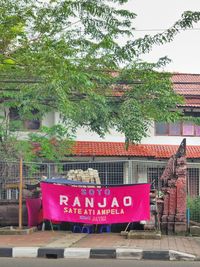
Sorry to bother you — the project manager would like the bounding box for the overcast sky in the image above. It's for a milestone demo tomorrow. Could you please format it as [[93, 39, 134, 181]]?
[[123, 0, 200, 74]]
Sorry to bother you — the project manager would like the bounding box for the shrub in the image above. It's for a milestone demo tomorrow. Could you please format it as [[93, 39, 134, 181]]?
[[187, 196, 200, 223]]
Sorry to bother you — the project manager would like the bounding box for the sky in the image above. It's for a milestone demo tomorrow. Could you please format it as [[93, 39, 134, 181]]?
[[123, 0, 200, 74]]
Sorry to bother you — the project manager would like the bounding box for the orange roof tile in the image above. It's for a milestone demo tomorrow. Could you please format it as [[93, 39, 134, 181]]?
[[171, 73, 200, 96], [181, 98, 200, 107], [112, 73, 200, 107], [72, 141, 200, 159]]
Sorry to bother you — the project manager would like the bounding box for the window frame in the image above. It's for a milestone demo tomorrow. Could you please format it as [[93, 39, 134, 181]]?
[[155, 121, 200, 137], [9, 107, 41, 131]]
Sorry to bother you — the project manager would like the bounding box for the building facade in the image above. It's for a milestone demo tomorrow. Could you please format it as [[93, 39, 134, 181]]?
[[2, 73, 200, 197]]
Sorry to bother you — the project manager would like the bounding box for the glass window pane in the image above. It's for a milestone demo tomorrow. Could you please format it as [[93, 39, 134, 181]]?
[[24, 120, 40, 130], [182, 123, 194, 136], [155, 122, 168, 135], [195, 125, 200, 136], [169, 123, 181, 136], [9, 107, 20, 120]]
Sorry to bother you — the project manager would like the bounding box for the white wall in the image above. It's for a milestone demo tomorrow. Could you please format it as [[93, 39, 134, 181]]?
[[51, 112, 125, 141], [42, 112, 55, 127], [75, 127, 125, 142], [141, 124, 200, 146], [41, 112, 200, 145], [54, 112, 61, 125], [72, 122, 200, 145]]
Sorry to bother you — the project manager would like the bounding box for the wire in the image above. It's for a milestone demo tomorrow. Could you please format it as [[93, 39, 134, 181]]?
[[134, 27, 200, 32]]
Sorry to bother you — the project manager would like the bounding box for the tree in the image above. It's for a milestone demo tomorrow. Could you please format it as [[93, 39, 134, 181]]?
[[0, 112, 74, 161], [1, 0, 200, 153]]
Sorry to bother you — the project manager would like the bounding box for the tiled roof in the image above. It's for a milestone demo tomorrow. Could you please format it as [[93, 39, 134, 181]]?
[[172, 73, 200, 83], [172, 73, 200, 96], [112, 73, 200, 107], [73, 141, 200, 159], [180, 98, 200, 108]]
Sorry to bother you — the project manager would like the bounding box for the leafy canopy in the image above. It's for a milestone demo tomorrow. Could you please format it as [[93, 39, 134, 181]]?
[[1, 0, 200, 154]]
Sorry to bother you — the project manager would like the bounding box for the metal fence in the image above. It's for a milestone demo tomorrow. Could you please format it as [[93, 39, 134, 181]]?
[[0, 159, 199, 223], [187, 163, 200, 224], [0, 159, 166, 200]]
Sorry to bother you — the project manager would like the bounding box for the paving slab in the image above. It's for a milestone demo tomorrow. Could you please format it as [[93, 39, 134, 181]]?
[[0, 231, 84, 248], [71, 233, 200, 257], [0, 231, 199, 260]]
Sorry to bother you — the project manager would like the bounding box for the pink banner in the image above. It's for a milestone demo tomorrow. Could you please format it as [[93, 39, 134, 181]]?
[[41, 182, 150, 224]]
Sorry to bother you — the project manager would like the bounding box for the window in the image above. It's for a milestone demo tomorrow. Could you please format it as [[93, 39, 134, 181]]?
[[155, 123, 168, 135], [169, 123, 181, 135], [9, 107, 20, 121], [182, 122, 195, 136], [155, 122, 200, 136], [9, 107, 41, 130], [195, 126, 200, 136]]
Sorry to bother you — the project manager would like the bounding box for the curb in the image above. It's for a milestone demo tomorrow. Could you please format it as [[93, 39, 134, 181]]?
[[0, 247, 198, 261]]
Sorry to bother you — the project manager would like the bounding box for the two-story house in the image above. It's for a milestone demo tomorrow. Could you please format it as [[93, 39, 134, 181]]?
[[61, 73, 200, 197], [4, 73, 200, 198]]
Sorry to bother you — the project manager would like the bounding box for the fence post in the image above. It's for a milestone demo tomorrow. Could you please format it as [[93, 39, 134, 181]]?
[[128, 160, 133, 184], [19, 157, 23, 229], [48, 163, 51, 178], [105, 163, 108, 185]]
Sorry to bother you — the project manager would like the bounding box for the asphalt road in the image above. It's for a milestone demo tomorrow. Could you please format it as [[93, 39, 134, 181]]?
[[0, 259, 199, 267]]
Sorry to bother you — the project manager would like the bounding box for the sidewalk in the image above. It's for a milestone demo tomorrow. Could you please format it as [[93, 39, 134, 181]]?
[[72, 233, 200, 257], [0, 231, 86, 248], [0, 231, 199, 260]]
